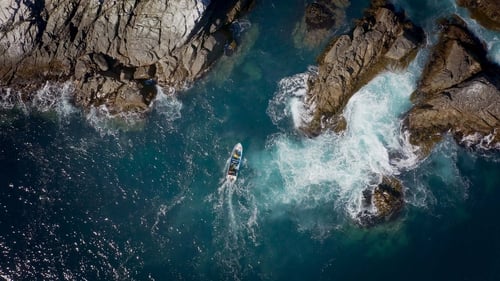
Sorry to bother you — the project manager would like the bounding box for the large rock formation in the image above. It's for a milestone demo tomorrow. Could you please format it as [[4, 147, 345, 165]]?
[[0, 0, 254, 116], [457, 0, 500, 31], [404, 16, 500, 154], [301, 2, 425, 135]]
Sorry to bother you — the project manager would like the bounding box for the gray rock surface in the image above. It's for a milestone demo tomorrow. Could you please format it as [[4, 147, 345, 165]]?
[[301, 2, 425, 135], [0, 0, 254, 115], [404, 16, 500, 154]]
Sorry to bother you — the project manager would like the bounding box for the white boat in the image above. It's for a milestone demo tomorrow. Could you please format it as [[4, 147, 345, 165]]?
[[226, 143, 243, 182]]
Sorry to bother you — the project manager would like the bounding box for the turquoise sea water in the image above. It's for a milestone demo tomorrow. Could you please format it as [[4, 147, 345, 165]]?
[[1, 1, 499, 280]]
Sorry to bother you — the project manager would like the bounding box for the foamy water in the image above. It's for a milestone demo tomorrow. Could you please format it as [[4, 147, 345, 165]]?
[[0, 82, 77, 117], [85, 85, 182, 136], [260, 58, 425, 226]]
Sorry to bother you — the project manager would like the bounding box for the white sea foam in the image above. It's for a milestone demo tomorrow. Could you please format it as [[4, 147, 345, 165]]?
[[85, 104, 144, 136], [460, 130, 500, 150], [85, 85, 182, 136], [32, 82, 77, 117], [261, 63, 422, 227], [0, 81, 77, 117], [151, 85, 182, 122], [0, 88, 26, 112], [267, 66, 317, 130]]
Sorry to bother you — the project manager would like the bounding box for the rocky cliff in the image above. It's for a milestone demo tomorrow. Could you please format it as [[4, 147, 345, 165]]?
[[404, 16, 500, 155], [0, 0, 254, 116], [301, 2, 425, 136]]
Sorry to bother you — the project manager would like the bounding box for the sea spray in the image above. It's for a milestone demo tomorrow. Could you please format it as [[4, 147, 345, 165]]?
[[267, 66, 317, 130], [0, 81, 77, 117], [260, 61, 424, 229], [85, 85, 182, 136]]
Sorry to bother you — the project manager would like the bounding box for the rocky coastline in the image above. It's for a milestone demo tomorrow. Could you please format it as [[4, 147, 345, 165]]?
[[300, 0, 499, 226], [0, 0, 254, 117]]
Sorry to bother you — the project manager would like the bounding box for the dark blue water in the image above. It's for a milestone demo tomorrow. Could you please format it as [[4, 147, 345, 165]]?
[[1, 1, 499, 280]]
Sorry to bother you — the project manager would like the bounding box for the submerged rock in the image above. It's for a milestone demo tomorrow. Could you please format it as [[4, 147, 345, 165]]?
[[457, 0, 500, 31], [0, 0, 255, 116], [301, 1, 425, 135], [404, 16, 500, 155], [293, 0, 350, 49], [357, 176, 404, 227]]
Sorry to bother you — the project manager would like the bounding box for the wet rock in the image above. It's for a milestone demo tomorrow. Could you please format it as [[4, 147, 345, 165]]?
[[301, 1, 425, 135], [457, 0, 500, 31], [305, 3, 336, 30], [404, 16, 500, 155], [357, 176, 404, 227], [0, 0, 255, 117]]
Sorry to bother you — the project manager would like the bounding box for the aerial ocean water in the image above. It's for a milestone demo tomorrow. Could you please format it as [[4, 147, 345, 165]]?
[[1, 0, 499, 280]]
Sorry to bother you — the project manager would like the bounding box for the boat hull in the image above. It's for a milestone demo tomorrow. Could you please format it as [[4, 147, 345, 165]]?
[[226, 143, 243, 182]]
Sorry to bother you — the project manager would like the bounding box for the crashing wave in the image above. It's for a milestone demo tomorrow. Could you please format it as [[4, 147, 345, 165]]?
[[0, 81, 78, 121], [460, 130, 500, 150], [267, 66, 317, 130], [261, 66, 423, 228]]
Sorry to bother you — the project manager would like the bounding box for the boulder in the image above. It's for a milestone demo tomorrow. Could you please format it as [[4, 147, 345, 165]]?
[[301, 2, 425, 135], [415, 16, 487, 98], [404, 16, 500, 154], [0, 0, 255, 116], [357, 176, 404, 227], [457, 0, 500, 31]]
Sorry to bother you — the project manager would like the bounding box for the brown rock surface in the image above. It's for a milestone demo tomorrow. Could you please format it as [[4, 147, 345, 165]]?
[[357, 176, 404, 227], [457, 0, 500, 31], [301, 2, 425, 135], [404, 16, 500, 154]]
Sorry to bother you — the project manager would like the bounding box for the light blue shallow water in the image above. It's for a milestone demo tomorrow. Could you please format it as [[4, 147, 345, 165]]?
[[1, 1, 499, 280]]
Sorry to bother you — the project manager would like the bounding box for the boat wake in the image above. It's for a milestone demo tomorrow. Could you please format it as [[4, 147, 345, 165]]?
[[208, 160, 258, 280]]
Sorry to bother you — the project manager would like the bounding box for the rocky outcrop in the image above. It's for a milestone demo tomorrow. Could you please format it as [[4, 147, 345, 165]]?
[[293, 0, 350, 49], [0, 0, 254, 116], [457, 0, 500, 31], [357, 176, 404, 227], [404, 16, 500, 154], [301, 2, 425, 135]]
